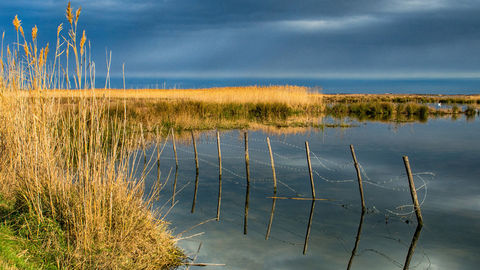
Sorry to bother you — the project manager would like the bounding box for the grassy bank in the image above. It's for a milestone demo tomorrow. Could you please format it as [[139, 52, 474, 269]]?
[[28, 89, 479, 134], [0, 92, 184, 269], [323, 93, 480, 104], [26, 87, 328, 133], [324, 95, 479, 122], [0, 4, 184, 268]]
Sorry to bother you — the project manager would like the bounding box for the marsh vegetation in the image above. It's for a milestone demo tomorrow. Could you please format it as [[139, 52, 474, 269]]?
[[1, 2, 479, 269], [0, 3, 183, 269]]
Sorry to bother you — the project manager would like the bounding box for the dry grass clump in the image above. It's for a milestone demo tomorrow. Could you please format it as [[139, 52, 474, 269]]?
[[0, 91, 183, 269], [0, 2, 183, 268]]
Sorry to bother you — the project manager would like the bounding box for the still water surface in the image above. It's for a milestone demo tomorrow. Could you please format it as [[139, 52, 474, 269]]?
[[140, 117, 479, 269]]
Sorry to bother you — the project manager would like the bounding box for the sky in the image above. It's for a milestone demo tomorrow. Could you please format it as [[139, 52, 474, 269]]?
[[1, 0, 480, 79]]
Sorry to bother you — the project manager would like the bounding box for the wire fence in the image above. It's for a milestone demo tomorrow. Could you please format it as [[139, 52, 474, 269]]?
[[138, 130, 434, 221], [135, 130, 433, 268]]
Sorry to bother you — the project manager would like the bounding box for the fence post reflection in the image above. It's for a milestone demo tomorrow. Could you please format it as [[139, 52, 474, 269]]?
[[347, 211, 365, 269], [303, 200, 316, 255]]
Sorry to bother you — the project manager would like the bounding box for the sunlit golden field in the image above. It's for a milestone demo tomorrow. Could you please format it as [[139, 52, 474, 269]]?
[[38, 85, 318, 105]]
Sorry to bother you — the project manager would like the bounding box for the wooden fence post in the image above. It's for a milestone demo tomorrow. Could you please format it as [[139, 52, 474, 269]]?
[[192, 130, 199, 173], [216, 131, 222, 221], [171, 128, 178, 168], [244, 132, 250, 184], [305, 141, 316, 199], [403, 156, 424, 226], [303, 201, 316, 255], [266, 137, 277, 193], [350, 145, 366, 212]]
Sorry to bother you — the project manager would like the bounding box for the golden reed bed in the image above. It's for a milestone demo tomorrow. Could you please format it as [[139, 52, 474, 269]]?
[[20, 85, 322, 105], [18, 86, 480, 105]]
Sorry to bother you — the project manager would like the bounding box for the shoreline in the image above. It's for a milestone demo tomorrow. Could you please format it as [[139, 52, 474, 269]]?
[[15, 86, 476, 132]]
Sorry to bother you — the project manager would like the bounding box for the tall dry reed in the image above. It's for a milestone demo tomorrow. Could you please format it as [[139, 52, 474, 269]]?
[[0, 88, 183, 269], [0, 2, 183, 269]]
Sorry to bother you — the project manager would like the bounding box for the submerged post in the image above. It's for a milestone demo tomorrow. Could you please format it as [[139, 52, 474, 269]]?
[[265, 193, 277, 240], [403, 156, 424, 226], [244, 182, 250, 235], [191, 130, 200, 214], [303, 200, 316, 255], [216, 131, 222, 221], [305, 141, 316, 199], [266, 137, 277, 193], [217, 131, 222, 177], [403, 225, 423, 270], [244, 131, 250, 234], [191, 173, 199, 213], [244, 132, 250, 184], [350, 145, 366, 212], [191, 130, 199, 173], [171, 128, 178, 168], [347, 211, 365, 270]]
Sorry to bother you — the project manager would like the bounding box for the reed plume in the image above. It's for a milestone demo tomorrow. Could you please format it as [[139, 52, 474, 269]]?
[[80, 30, 86, 56], [12, 15, 21, 32], [31, 25, 38, 41], [12, 15, 21, 52], [76, 7, 82, 24], [66, 2, 73, 25]]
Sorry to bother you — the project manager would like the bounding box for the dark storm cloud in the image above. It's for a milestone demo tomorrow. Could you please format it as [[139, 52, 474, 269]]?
[[1, 0, 480, 77]]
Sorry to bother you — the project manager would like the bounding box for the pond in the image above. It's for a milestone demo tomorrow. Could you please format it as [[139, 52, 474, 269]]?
[[139, 116, 479, 269]]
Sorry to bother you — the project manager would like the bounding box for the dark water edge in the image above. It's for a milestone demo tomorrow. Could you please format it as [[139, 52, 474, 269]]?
[[135, 116, 480, 270], [99, 77, 480, 95]]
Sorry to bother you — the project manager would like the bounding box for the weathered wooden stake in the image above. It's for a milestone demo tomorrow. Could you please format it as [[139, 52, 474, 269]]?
[[191, 130, 199, 173], [303, 200, 316, 255], [244, 132, 250, 184], [171, 128, 178, 168], [305, 141, 316, 199], [217, 131, 222, 176], [350, 145, 366, 212], [216, 131, 222, 221], [190, 131, 199, 214], [403, 156, 424, 226], [266, 137, 277, 193]]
